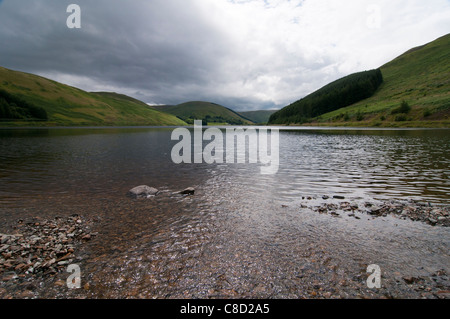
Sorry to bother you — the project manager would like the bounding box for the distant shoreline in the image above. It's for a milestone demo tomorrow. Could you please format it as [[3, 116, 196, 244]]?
[[1, 122, 449, 129]]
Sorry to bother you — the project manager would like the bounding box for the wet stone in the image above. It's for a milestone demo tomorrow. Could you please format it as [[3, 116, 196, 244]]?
[[179, 187, 195, 195], [0, 215, 94, 297], [308, 197, 449, 227], [127, 185, 159, 198]]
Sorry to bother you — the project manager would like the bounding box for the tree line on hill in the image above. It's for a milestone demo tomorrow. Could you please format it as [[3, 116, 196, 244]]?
[[268, 69, 383, 124], [0, 89, 48, 121], [180, 115, 245, 125]]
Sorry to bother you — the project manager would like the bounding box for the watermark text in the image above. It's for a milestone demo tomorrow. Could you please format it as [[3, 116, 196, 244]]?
[[66, 4, 81, 29], [171, 121, 279, 175]]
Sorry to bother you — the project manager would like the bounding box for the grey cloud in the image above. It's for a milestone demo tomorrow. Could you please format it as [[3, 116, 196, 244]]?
[[1, 0, 449, 111], [0, 0, 235, 104]]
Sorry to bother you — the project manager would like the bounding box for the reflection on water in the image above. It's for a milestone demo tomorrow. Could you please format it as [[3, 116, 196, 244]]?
[[276, 129, 449, 203], [0, 127, 449, 298], [0, 128, 202, 207], [0, 127, 449, 206]]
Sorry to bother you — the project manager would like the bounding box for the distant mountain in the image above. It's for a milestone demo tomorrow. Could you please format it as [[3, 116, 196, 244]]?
[[238, 110, 278, 124], [269, 33, 450, 127], [0, 66, 186, 126], [154, 101, 254, 125]]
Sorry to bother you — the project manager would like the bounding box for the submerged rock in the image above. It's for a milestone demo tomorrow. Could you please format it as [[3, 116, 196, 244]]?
[[127, 185, 159, 198], [179, 187, 195, 195], [308, 198, 449, 227]]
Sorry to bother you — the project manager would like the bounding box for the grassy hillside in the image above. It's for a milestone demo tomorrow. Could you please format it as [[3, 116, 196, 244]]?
[[154, 101, 254, 125], [269, 69, 383, 124], [315, 33, 450, 127], [271, 33, 450, 127], [238, 110, 277, 124], [0, 66, 187, 126]]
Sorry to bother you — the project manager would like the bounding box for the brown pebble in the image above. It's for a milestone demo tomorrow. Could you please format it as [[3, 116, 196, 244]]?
[[402, 276, 417, 284], [18, 290, 34, 298], [15, 263, 27, 271], [3, 262, 13, 269], [2, 273, 17, 281], [2, 252, 12, 259]]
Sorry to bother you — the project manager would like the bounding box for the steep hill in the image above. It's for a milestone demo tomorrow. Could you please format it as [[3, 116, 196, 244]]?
[[269, 33, 450, 127], [0, 66, 186, 126], [318, 33, 450, 126], [269, 69, 383, 124], [154, 101, 254, 125]]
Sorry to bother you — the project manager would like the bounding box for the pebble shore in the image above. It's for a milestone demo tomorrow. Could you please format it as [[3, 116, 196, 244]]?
[[0, 215, 95, 298], [0, 197, 448, 299], [303, 197, 450, 227]]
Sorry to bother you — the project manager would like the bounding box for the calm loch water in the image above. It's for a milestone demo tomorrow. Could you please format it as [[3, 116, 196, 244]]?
[[0, 127, 449, 207], [0, 127, 449, 298]]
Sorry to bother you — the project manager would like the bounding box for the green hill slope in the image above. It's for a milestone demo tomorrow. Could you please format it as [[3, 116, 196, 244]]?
[[318, 33, 450, 127], [154, 101, 254, 125], [269, 69, 383, 124], [0, 66, 187, 126], [238, 110, 278, 124], [270, 33, 450, 127]]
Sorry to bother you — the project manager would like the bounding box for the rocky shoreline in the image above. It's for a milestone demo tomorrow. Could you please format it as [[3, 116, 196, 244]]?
[[300, 196, 449, 227], [0, 215, 95, 298], [0, 196, 448, 299]]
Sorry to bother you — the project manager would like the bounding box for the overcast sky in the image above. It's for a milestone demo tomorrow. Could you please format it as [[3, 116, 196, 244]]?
[[0, 0, 449, 111]]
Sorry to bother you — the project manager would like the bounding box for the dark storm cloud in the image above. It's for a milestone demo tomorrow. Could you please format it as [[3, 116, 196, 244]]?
[[0, 0, 232, 105], [0, 0, 449, 110]]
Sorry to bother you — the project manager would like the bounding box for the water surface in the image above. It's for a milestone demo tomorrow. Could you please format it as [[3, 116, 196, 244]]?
[[0, 127, 448, 298]]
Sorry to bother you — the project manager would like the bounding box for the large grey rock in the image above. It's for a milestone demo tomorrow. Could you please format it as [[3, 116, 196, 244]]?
[[127, 185, 159, 198]]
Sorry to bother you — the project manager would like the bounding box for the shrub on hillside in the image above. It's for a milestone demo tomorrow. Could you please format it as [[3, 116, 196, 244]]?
[[0, 89, 48, 120], [391, 101, 411, 115]]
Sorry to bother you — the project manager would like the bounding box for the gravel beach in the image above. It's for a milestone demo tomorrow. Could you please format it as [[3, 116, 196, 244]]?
[[1, 193, 448, 299]]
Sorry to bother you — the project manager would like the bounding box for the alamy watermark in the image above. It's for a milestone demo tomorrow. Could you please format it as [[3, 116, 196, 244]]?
[[66, 4, 81, 29], [66, 264, 81, 289], [171, 121, 279, 175], [366, 264, 381, 288], [366, 4, 381, 29]]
